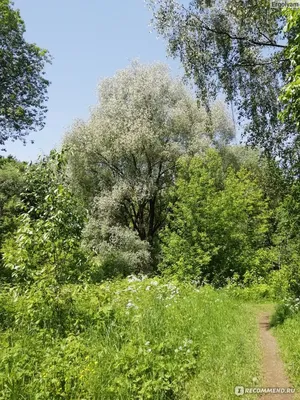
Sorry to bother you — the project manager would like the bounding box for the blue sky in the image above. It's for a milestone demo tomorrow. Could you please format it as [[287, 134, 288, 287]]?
[[5, 0, 181, 161]]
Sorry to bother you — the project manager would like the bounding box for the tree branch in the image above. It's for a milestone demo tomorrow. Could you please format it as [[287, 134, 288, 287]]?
[[186, 10, 287, 49], [91, 149, 125, 178]]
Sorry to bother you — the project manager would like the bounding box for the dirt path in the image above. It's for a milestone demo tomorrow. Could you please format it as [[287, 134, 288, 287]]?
[[259, 311, 294, 399]]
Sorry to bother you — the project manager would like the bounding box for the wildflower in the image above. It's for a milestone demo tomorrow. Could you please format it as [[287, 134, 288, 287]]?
[[127, 275, 139, 282], [126, 286, 137, 293], [126, 301, 138, 310], [126, 301, 134, 308]]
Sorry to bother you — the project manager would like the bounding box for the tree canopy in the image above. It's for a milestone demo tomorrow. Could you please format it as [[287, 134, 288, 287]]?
[[64, 61, 234, 270], [280, 9, 300, 137], [147, 0, 299, 167], [0, 0, 51, 146]]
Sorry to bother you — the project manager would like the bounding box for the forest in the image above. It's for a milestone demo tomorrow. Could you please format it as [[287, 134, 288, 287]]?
[[1, 0, 300, 399]]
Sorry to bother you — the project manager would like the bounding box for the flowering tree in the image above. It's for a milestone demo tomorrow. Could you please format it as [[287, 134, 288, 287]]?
[[64, 62, 234, 270]]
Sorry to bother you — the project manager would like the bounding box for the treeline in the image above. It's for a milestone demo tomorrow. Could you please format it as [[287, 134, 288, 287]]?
[[1, 61, 300, 299]]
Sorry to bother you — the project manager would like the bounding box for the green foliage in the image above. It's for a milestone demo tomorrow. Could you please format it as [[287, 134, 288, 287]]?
[[273, 308, 300, 392], [2, 151, 90, 285], [84, 223, 151, 281], [219, 146, 287, 210], [270, 297, 300, 327], [280, 9, 300, 130], [0, 278, 261, 399], [147, 0, 292, 162], [65, 62, 234, 272], [0, 0, 51, 145], [0, 156, 26, 281], [224, 281, 274, 302], [0, 156, 25, 213], [272, 181, 300, 298], [0, 286, 15, 329], [0, 331, 93, 400], [160, 150, 271, 286]]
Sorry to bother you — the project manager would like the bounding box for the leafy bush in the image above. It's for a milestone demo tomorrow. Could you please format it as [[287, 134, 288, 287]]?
[[0, 286, 15, 330], [224, 281, 274, 302], [83, 222, 151, 281], [160, 150, 271, 286], [2, 151, 90, 285], [270, 182, 300, 299], [271, 297, 300, 327], [0, 157, 26, 282]]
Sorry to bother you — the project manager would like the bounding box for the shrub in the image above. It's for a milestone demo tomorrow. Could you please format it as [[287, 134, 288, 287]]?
[[160, 150, 271, 286], [2, 151, 90, 285]]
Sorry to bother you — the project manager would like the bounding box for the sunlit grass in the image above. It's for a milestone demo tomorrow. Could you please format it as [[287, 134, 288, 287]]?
[[0, 278, 262, 399], [273, 312, 300, 398]]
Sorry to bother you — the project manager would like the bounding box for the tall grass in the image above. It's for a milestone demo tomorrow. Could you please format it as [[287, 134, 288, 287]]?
[[0, 278, 261, 399], [273, 309, 300, 397]]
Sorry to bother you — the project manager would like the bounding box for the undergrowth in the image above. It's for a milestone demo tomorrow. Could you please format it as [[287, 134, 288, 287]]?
[[0, 278, 261, 399]]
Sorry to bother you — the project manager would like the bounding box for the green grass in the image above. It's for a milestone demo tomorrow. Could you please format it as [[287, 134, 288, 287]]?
[[273, 311, 300, 399], [0, 279, 262, 399]]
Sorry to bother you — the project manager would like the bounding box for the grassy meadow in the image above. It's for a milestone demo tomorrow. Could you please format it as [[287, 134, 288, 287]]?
[[0, 278, 262, 400]]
